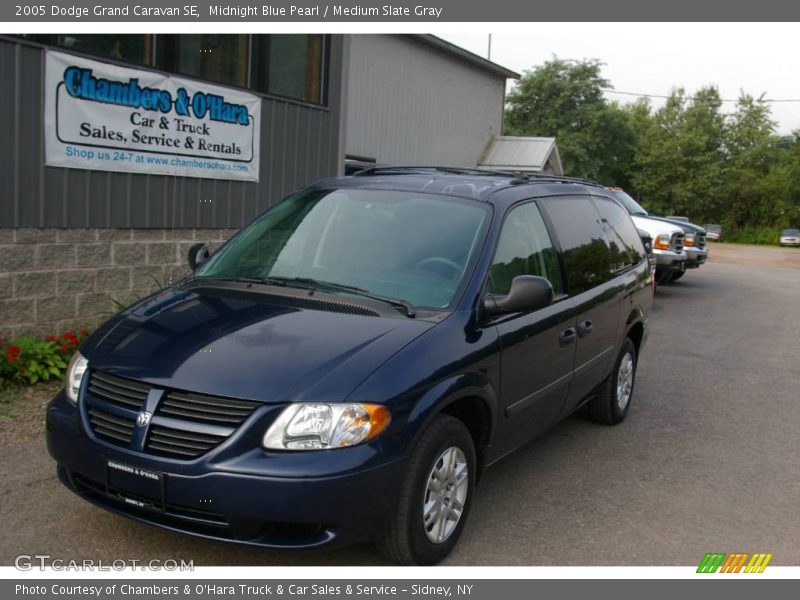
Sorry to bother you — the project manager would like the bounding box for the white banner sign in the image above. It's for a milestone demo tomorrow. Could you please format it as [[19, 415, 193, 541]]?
[[44, 50, 261, 182]]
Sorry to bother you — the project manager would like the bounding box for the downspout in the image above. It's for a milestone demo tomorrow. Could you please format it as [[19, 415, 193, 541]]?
[[337, 35, 352, 176]]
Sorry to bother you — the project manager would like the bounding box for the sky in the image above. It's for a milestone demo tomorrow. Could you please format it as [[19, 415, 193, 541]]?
[[440, 24, 800, 134]]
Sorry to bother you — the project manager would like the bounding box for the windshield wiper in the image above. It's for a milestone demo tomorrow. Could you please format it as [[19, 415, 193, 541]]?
[[267, 277, 416, 318], [199, 275, 291, 287], [196, 275, 416, 317]]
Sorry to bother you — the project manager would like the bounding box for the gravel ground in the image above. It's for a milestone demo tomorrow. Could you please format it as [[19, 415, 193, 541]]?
[[1, 243, 799, 566]]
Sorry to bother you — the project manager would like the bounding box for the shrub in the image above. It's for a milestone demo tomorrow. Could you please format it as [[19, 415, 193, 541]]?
[[722, 226, 782, 246], [0, 329, 89, 387]]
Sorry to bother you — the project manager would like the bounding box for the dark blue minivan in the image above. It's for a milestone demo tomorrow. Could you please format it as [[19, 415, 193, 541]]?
[[47, 168, 652, 564]]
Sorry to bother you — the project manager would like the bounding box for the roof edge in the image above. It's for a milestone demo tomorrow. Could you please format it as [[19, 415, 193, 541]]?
[[409, 35, 520, 80]]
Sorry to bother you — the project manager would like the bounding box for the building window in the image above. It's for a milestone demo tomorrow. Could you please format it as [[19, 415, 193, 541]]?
[[157, 34, 249, 89], [17, 34, 328, 106], [23, 34, 153, 66], [267, 35, 325, 104]]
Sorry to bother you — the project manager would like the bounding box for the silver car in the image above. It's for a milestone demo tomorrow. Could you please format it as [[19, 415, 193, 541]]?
[[780, 228, 800, 246], [704, 224, 722, 241]]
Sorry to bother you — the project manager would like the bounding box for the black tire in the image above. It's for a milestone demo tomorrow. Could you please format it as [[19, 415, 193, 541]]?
[[587, 337, 638, 425], [376, 414, 476, 565], [655, 270, 673, 285]]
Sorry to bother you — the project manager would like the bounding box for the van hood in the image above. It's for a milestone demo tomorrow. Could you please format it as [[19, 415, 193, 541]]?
[[81, 285, 435, 403]]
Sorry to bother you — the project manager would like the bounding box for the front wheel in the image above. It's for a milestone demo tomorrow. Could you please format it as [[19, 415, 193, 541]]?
[[587, 337, 638, 425], [656, 269, 673, 285], [376, 415, 476, 565]]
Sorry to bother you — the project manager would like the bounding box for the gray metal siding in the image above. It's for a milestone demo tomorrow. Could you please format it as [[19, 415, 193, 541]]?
[[345, 35, 506, 167], [0, 36, 344, 229]]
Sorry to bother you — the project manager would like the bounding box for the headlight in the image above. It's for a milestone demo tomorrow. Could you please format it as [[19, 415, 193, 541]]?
[[653, 234, 671, 250], [65, 351, 88, 403], [684, 233, 696, 247], [263, 403, 391, 450]]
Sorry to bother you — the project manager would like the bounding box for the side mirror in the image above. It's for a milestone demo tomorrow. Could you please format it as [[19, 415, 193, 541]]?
[[187, 243, 210, 271], [484, 275, 554, 317]]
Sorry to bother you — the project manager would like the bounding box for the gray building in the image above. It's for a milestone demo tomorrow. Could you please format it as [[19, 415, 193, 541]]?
[[0, 34, 518, 337], [344, 35, 518, 167]]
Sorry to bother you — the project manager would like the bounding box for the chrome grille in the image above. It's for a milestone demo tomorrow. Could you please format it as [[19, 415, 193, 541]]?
[[88, 371, 148, 409], [697, 233, 707, 249], [157, 391, 259, 426], [87, 407, 136, 444], [83, 370, 261, 460], [671, 232, 685, 253], [146, 425, 230, 459]]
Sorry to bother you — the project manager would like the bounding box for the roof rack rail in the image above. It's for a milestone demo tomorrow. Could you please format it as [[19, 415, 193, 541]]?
[[353, 165, 511, 178], [351, 165, 603, 188], [520, 172, 605, 187]]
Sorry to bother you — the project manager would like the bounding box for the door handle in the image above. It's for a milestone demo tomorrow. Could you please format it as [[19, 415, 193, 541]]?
[[559, 327, 577, 347], [577, 319, 594, 337]]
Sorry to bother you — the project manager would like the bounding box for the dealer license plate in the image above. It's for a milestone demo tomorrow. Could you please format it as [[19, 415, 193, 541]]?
[[106, 460, 164, 509]]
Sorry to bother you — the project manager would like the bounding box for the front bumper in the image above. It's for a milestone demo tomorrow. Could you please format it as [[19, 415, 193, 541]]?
[[46, 390, 405, 549], [654, 249, 687, 274], [780, 239, 800, 246], [683, 246, 708, 268]]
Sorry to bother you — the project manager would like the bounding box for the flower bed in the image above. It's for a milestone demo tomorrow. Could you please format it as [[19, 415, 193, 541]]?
[[1, 329, 89, 387]]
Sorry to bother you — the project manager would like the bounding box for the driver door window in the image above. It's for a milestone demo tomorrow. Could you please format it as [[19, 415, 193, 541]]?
[[490, 202, 563, 296]]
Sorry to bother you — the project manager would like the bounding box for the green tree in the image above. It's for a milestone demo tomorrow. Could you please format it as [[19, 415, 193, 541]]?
[[627, 90, 687, 214], [507, 57, 800, 235], [723, 94, 789, 228], [627, 87, 727, 222], [504, 58, 634, 183], [675, 87, 726, 219]]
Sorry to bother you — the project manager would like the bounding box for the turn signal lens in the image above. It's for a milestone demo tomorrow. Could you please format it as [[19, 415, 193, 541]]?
[[684, 234, 696, 247], [653, 234, 671, 250], [263, 403, 391, 451]]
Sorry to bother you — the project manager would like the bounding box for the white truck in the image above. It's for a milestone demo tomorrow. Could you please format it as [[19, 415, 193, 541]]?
[[608, 188, 687, 285]]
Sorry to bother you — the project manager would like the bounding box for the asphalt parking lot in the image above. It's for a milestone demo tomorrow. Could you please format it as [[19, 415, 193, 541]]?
[[1, 243, 799, 566]]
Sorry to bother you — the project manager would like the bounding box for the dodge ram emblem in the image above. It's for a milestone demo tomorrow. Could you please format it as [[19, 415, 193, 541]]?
[[136, 411, 153, 427]]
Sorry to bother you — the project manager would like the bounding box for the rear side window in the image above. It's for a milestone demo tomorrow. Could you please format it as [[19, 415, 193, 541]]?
[[490, 202, 563, 296], [592, 196, 646, 272], [540, 196, 612, 295]]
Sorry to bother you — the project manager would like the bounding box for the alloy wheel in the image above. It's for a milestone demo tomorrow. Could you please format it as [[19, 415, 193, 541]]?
[[422, 446, 469, 544], [616, 352, 634, 411]]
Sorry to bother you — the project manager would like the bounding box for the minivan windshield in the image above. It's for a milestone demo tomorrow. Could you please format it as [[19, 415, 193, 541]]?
[[782, 229, 800, 236], [610, 189, 649, 217], [196, 188, 491, 310]]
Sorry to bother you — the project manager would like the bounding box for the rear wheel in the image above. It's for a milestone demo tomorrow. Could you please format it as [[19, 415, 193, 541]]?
[[587, 337, 638, 425], [376, 414, 475, 565]]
